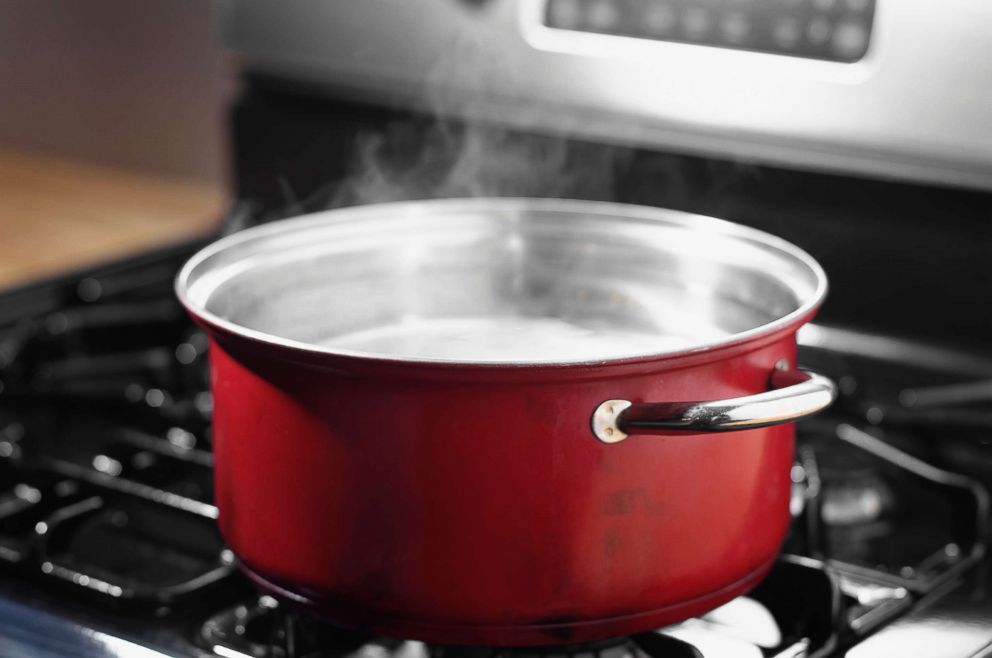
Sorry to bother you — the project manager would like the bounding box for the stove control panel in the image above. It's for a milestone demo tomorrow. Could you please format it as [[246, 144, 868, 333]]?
[[544, 0, 875, 61], [225, 0, 992, 191]]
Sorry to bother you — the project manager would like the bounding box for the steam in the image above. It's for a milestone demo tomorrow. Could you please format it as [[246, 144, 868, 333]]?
[[331, 120, 630, 207], [329, 25, 631, 207]]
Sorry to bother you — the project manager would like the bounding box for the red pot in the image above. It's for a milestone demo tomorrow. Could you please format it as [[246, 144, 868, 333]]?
[[177, 199, 834, 645]]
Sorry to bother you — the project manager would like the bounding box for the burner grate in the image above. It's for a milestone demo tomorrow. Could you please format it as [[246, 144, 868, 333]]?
[[200, 556, 841, 658], [0, 241, 991, 657], [36, 491, 232, 605]]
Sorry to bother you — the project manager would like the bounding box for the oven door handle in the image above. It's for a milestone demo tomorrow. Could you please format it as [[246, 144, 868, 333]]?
[[591, 368, 837, 443]]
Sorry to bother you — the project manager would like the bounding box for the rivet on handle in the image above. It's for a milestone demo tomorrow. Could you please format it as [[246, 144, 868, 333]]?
[[591, 399, 633, 443]]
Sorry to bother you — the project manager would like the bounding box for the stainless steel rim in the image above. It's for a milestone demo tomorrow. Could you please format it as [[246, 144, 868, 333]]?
[[175, 198, 828, 367]]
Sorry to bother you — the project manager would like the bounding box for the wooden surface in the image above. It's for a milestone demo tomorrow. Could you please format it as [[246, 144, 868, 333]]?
[[0, 150, 225, 290]]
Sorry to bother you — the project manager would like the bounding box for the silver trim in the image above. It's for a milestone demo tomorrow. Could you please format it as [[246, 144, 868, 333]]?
[[0, 594, 195, 658], [175, 198, 828, 367]]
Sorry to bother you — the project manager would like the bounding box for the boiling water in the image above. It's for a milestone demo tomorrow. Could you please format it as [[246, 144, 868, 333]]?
[[322, 316, 701, 362]]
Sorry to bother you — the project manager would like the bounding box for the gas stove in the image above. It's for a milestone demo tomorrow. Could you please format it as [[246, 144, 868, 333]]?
[[6, 0, 992, 650], [1, 216, 992, 657]]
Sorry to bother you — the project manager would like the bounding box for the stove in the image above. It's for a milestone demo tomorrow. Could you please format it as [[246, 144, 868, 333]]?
[[6, 1, 992, 652], [1, 211, 992, 657]]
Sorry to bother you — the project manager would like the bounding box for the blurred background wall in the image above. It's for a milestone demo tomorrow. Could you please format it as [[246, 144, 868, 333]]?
[[0, 0, 231, 288], [0, 0, 229, 185]]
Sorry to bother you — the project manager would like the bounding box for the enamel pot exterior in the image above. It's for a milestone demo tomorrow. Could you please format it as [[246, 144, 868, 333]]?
[[176, 199, 832, 646], [202, 320, 806, 645]]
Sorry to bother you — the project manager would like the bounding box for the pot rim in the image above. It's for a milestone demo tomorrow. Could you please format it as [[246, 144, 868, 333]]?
[[175, 198, 828, 369]]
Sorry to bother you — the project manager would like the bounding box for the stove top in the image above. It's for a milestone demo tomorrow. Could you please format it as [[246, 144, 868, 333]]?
[[2, 236, 992, 658]]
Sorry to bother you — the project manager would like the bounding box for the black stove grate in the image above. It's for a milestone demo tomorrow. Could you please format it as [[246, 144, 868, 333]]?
[[0, 238, 991, 657]]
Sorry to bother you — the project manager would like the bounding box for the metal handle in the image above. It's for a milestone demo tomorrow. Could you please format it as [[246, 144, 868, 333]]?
[[591, 367, 837, 443]]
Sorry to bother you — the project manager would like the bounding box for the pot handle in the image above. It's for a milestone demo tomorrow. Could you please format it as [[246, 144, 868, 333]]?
[[591, 366, 837, 443]]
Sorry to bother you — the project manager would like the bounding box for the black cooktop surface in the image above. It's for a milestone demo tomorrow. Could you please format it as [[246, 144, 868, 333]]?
[[0, 233, 992, 658], [1, 229, 992, 657]]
